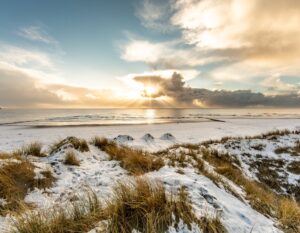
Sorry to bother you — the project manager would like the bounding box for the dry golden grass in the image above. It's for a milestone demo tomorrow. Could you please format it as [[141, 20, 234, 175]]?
[[274, 147, 290, 154], [199, 217, 227, 233], [49, 137, 89, 154], [200, 147, 300, 232], [11, 191, 103, 233], [92, 137, 164, 175], [278, 198, 300, 233], [294, 140, 300, 153], [106, 179, 187, 233], [64, 150, 80, 166], [165, 152, 191, 168], [159, 148, 242, 202], [248, 129, 300, 139], [108, 180, 225, 233], [287, 161, 300, 175], [10, 178, 226, 233], [22, 142, 45, 157], [0, 154, 55, 215], [0, 152, 21, 160], [91, 136, 114, 150]]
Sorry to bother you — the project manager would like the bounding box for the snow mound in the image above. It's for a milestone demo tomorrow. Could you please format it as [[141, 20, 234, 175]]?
[[113, 135, 134, 143], [142, 133, 155, 142], [160, 133, 175, 141]]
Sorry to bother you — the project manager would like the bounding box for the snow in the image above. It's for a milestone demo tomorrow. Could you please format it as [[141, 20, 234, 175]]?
[[0, 118, 300, 152], [1, 118, 300, 232], [209, 133, 300, 192], [147, 167, 281, 233]]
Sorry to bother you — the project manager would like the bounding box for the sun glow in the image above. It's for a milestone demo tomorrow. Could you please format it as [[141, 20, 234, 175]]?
[[144, 86, 157, 97]]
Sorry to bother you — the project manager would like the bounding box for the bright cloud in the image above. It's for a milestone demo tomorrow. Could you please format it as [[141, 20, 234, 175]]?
[[121, 38, 224, 69], [130, 0, 300, 95], [262, 75, 300, 95]]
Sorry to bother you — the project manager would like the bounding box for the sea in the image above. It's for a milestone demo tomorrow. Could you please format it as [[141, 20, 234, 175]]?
[[1, 108, 300, 127]]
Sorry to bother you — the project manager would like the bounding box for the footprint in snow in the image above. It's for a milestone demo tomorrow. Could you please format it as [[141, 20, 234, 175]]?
[[203, 194, 216, 204], [198, 187, 208, 195], [202, 193, 222, 210]]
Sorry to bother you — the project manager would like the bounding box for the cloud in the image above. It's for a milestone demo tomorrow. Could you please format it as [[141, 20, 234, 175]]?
[[120, 69, 199, 83], [131, 0, 300, 94], [0, 65, 130, 108], [0, 44, 53, 68], [133, 72, 300, 107], [0, 42, 125, 108], [261, 75, 300, 95], [0, 67, 61, 107], [17, 26, 58, 44], [0, 43, 63, 85], [171, 0, 300, 67], [121, 39, 224, 69], [135, 0, 174, 31]]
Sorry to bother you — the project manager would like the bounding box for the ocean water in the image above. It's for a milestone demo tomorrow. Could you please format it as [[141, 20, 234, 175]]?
[[0, 108, 300, 127]]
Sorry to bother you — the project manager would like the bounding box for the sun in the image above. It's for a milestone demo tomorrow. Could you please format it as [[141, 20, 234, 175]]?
[[144, 86, 157, 97]]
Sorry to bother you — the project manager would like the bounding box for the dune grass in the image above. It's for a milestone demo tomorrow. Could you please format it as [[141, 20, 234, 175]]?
[[294, 140, 300, 153], [22, 142, 45, 157], [64, 150, 80, 166], [90, 136, 113, 150], [49, 137, 89, 154], [0, 154, 55, 215], [162, 148, 242, 202], [10, 178, 226, 233], [92, 136, 164, 175], [200, 147, 300, 233], [11, 191, 102, 233]]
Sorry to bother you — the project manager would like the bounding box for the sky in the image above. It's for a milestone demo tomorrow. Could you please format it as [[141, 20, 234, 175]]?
[[0, 0, 300, 108]]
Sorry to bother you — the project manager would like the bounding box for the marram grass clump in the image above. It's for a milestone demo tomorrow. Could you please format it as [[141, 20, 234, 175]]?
[[92, 136, 164, 175], [10, 178, 226, 233], [64, 150, 80, 166], [49, 137, 89, 154], [22, 142, 45, 157], [0, 153, 55, 215]]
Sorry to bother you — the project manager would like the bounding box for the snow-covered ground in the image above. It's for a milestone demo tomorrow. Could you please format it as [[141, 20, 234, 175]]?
[[1, 118, 300, 232], [209, 133, 300, 201], [1, 118, 300, 152]]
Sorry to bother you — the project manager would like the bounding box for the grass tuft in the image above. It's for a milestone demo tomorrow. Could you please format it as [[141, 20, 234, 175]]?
[[278, 198, 300, 232], [64, 150, 80, 166], [11, 191, 102, 233], [287, 161, 300, 175], [92, 137, 164, 175], [294, 140, 300, 153], [0, 154, 55, 215], [49, 137, 89, 154], [200, 146, 300, 232], [91, 136, 115, 150], [22, 142, 45, 157], [274, 147, 290, 154]]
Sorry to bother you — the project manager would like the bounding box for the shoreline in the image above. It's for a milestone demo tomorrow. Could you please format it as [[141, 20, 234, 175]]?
[[2, 116, 300, 128]]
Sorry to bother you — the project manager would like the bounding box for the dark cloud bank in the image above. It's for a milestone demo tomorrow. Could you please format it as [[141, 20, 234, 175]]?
[[134, 73, 300, 107]]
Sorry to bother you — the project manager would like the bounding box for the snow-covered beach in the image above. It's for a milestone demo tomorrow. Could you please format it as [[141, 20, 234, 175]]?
[[1, 118, 300, 233], [1, 118, 300, 152]]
